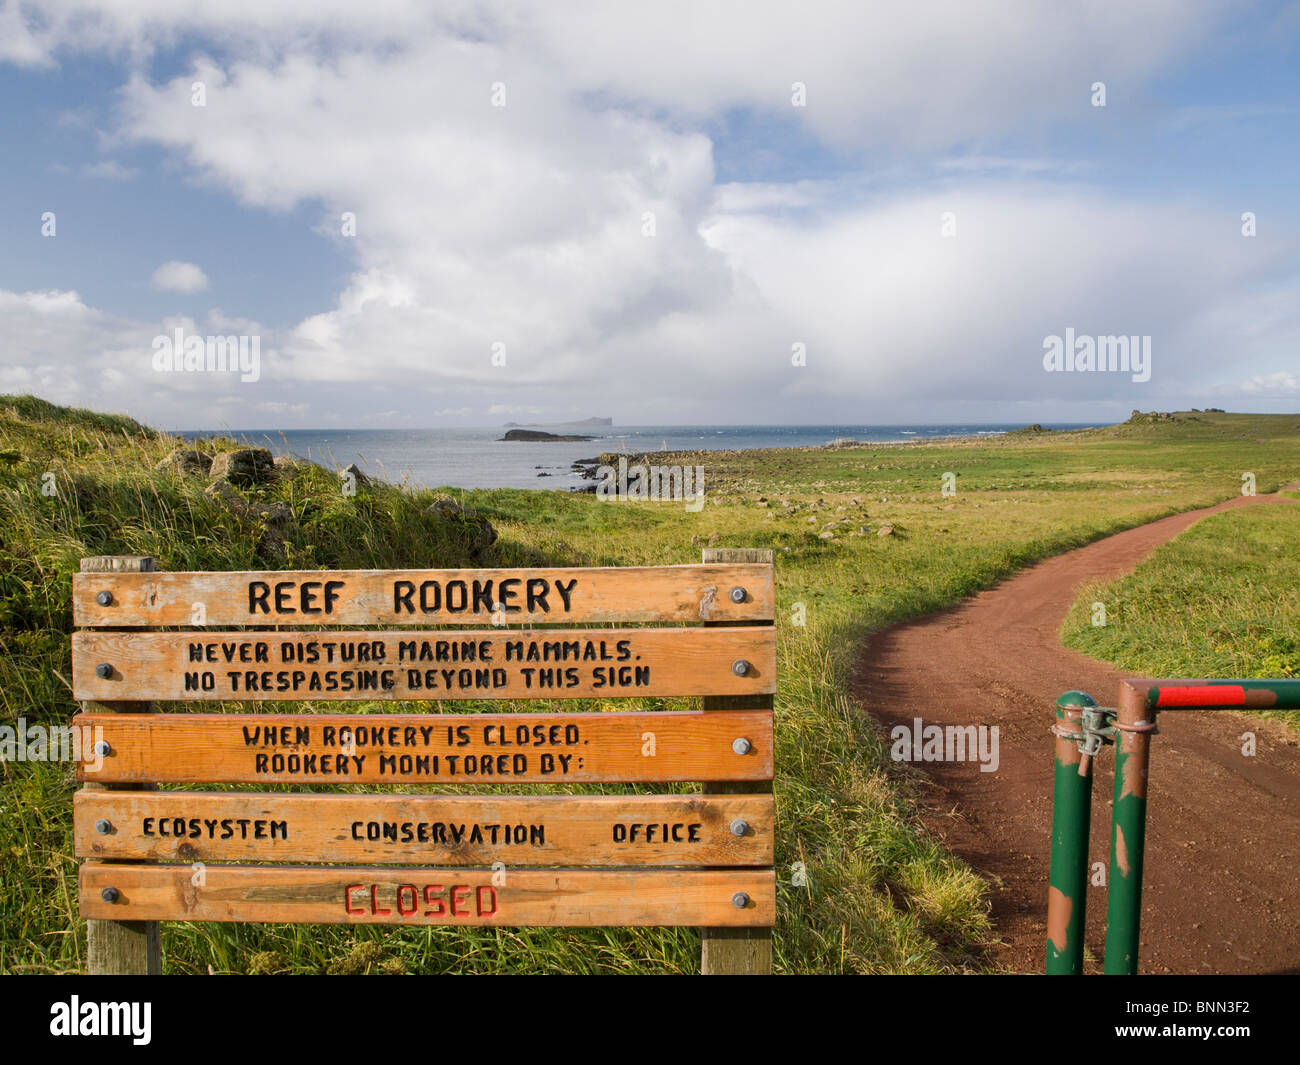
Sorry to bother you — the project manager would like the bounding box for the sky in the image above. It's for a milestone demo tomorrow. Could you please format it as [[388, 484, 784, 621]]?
[[0, 0, 1297, 430]]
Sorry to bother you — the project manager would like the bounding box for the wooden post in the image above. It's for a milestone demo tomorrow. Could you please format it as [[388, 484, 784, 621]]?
[[80, 555, 162, 975], [701, 547, 775, 975]]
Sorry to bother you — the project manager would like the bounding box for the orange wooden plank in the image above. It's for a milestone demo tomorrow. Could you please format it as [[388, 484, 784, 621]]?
[[73, 564, 774, 627], [72, 627, 776, 702], [73, 710, 774, 784], [80, 864, 777, 927], [74, 791, 774, 866]]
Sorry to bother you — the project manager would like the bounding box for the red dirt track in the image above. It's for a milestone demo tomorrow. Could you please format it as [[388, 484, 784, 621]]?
[[854, 488, 1300, 974]]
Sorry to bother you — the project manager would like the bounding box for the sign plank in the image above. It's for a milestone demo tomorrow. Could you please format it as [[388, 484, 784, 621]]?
[[80, 864, 776, 927], [74, 710, 774, 784], [73, 564, 775, 627], [72, 627, 776, 702], [75, 792, 774, 866]]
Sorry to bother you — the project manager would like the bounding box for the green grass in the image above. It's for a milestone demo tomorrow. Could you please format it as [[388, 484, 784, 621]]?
[[3, 396, 1300, 973], [1061, 504, 1300, 728]]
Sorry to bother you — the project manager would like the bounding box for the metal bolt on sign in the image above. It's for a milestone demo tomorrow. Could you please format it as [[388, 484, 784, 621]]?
[[71, 552, 779, 975]]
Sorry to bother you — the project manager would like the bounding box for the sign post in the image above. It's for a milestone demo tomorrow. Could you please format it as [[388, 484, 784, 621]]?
[[701, 547, 776, 975], [80, 555, 162, 976], [70, 559, 779, 972]]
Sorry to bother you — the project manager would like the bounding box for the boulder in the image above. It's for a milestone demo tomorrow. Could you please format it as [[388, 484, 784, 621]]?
[[341, 463, 370, 488], [155, 448, 212, 475], [209, 448, 275, 487], [425, 495, 498, 556], [204, 481, 296, 561], [273, 455, 311, 477], [426, 495, 463, 518]]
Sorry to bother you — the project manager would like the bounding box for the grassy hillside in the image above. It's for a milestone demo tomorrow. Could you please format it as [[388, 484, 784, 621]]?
[[1062, 504, 1300, 727], [3, 396, 1299, 973]]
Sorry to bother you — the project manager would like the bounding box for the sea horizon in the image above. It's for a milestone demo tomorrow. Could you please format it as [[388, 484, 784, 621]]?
[[176, 422, 1098, 491]]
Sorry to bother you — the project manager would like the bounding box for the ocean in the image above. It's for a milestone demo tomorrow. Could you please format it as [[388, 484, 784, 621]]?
[[177, 424, 1092, 491]]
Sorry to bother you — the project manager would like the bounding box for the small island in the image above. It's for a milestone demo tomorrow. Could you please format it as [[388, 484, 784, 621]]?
[[499, 429, 596, 442]]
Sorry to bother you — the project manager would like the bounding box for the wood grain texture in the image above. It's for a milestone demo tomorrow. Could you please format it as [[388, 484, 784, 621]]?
[[73, 564, 775, 627], [72, 626, 777, 702], [75, 791, 774, 866], [80, 555, 162, 977], [74, 710, 774, 784], [700, 547, 776, 976], [80, 864, 777, 927]]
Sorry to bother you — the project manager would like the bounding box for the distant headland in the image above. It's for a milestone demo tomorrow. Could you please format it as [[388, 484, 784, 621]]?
[[499, 417, 609, 442]]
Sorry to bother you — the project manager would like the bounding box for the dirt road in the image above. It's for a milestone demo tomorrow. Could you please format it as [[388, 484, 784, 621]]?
[[854, 489, 1300, 974]]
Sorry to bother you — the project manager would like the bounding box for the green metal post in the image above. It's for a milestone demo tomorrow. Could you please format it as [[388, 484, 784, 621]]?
[[1046, 690, 1096, 974], [1104, 682, 1155, 974]]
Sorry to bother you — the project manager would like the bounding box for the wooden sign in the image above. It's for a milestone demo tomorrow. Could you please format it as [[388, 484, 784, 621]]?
[[71, 555, 778, 970], [73, 564, 775, 627], [72, 626, 776, 702], [74, 710, 774, 784], [80, 864, 776, 927], [75, 792, 774, 866]]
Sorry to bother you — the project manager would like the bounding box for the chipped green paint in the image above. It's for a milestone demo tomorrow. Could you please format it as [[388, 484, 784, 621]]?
[[1104, 740, 1148, 974], [1104, 683, 1153, 975], [1046, 690, 1095, 975]]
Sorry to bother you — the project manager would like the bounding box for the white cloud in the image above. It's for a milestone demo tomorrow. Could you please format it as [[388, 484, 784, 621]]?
[[1239, 372, 1300, 394], [1, 2, 1295, 427], [81, 160, 138, 180], [150, 261, 209, 293]]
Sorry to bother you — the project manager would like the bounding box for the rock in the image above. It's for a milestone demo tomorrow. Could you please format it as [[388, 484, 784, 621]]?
[[878, 524, 895, 536], [156, 448, 212, 475], [209, 448, 275, 487], [500, 429, 595, 441], [204, 481, 296, 561], [273, 455, 310, 476], [425, 495, 497, 556], [341, 463, 370, 488], [818, 530, 836, 540], [426, 495, 464, 518], [205, 481, 293, 524]]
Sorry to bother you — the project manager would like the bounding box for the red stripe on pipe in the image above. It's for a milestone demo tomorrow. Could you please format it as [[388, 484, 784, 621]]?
[[1155, 685, 1246, 707]]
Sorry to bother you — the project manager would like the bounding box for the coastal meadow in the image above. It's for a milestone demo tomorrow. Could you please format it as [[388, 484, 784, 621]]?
[[3, 395, 1299, 974]]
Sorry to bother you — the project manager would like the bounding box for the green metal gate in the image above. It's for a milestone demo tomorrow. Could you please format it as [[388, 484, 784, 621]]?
[[1046, 678, 1300, 974]]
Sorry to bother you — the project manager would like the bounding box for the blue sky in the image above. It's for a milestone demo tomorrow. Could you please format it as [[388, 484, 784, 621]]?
[[0, 1, 1297, 429]]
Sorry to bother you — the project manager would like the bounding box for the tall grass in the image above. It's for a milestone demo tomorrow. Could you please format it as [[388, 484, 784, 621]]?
[[4, 396, 1300, 973]]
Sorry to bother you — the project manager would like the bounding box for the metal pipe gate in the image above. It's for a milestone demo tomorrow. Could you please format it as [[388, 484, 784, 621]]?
[[1046, 678, 1300, 974]]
